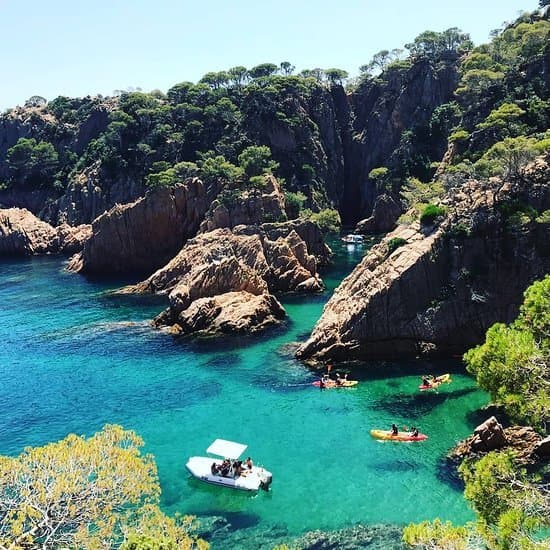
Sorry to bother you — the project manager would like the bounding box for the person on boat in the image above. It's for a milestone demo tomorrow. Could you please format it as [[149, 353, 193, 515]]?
[[422, 375, 433, 387], [245, 456, 253, 470], [410, 427, 419, 438], [335, 373, 343, 386], [220, 459, 230, 477], [211, 462, 219, 475], [233, 460, 244, 478], [391, 423, 398, 436]]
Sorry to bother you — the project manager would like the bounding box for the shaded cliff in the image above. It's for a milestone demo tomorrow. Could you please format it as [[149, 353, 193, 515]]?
[[297, 154, 550, 361]]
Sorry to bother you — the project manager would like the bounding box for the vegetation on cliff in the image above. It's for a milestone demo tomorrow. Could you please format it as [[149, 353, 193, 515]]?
[[0, 425, 206, 549], [404, 276, 550, 549]]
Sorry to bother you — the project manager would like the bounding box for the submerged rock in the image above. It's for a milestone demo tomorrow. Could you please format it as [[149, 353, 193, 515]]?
[[297, 154, 550, 361]]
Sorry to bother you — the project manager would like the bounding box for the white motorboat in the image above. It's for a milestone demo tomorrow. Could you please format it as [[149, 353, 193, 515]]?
[[341, 234, 365, 244], [185, 439, 273, 491]]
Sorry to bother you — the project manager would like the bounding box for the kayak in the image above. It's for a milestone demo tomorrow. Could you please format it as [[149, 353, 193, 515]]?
[[419, 373, 451, 390], [312, 380, 358, 388], [370, 429, 428, 442]]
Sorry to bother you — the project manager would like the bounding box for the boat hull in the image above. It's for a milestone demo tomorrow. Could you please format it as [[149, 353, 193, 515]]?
[[419, 373, 451, 390], [186, 456, 272, 491], [312, 380, 358, 388]]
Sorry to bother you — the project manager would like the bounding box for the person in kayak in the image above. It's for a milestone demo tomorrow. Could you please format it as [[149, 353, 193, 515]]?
[[391, 423, 398, 436], [422, 376, 433, 387], [410, 427, 419, 437]]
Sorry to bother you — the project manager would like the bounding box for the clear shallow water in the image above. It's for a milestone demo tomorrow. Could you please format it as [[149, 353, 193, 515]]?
[[0, 241, 489, 547]]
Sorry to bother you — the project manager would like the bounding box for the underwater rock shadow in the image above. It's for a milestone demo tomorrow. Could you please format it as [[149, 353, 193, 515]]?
[[435, 455, 465, 491], [370, 387, 478, 418]]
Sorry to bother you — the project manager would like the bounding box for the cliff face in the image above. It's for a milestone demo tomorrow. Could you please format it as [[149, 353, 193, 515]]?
[[297, 155, 550, 361], [0, 60, 459, 228], [68, 178, 215, 276]]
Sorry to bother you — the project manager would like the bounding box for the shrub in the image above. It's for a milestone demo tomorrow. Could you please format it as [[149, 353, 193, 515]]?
[[420, 203, 446, 225], [387, 237, 407, 254]]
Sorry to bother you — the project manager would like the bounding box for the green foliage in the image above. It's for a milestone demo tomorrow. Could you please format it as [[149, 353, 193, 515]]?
[[535, 210, 550, 224], [145, 161, 199, 188], [199, 154, 242, 183], [237, 145, 278, 177], [284, 190, 307, 219], [464, 276, 550, 429], [304, 208, 341, 234], [0, 425, 206, 549], [476, 103, 526, 138], [6, 137, 59, 188], [419, 203, 446, 225], [405, 28, 472, 60], [449, 129, 469, 142], [387, 237, 407, 254], [403, 518, 472, 549]]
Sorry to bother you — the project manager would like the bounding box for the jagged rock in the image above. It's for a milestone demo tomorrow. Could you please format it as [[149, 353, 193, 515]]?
[[0, 207, 90, 256], [297, 154, 550, 361], [162, 291, 286, 336], [449, 420, 545, 466], [470, 417, 507, 452], [56, 223, 92, 255], [0, 207, 58, 255], [68, 179, 215, 275], [199, 174, 287, 231], [124, 223, 324, 335], [356, 194, 402, 234]]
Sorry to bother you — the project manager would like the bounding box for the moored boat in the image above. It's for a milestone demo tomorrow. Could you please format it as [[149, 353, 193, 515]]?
[[185, 439, 272, 491]]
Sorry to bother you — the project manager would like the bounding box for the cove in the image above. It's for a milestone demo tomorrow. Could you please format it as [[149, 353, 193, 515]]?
[[0, 240, 489, 547]]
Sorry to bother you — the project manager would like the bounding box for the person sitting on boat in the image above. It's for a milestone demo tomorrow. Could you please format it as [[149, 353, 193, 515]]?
[[422, 376, 433, 387], [410, 427, 419, 438], [211, 462, 219, 475], [391, 423, 398, 436], [245, 456, 253, 470], [220, 459, 231, 477], [233, 460, 245, 478]]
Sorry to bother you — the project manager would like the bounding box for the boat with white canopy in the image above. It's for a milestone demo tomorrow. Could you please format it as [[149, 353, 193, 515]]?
[[185, 439, 273, 491]]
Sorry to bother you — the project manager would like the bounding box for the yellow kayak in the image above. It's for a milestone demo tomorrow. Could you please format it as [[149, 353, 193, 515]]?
[[419, 373, 451, 390], [370, 429, 428, 442]]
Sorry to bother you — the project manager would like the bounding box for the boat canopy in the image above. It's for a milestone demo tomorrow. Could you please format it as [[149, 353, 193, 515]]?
[[206, 439, 248, 459]]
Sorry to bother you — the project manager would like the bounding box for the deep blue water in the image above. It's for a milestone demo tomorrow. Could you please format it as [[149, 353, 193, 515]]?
[[0, 241, 488, 547]]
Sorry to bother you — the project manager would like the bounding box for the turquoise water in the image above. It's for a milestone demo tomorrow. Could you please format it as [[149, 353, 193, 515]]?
[[0, 241, 489, 547]]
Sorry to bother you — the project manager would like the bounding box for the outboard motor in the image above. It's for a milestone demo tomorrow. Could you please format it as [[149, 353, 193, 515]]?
[[259, 471, 272, 491]]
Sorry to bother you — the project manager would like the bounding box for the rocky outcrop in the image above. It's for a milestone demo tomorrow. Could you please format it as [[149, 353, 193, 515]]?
[[68, 179, 215, 276], [123, 222, 325, 335], [0, 207, 90, 256], [199, 174, 287, 232], [356, 194, 402, 234], [297, 154, 550, 361], [449, 417, 546, 466], [156, 291, 286, 336]]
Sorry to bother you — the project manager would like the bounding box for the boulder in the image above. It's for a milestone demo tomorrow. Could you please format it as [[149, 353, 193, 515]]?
[[0, 207, 59, 255], [470, 416, 507, 452], [161, 291, 286, 336]]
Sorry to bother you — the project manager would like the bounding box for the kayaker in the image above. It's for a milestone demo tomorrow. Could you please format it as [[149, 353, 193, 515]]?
[[391, 423, 398, 436], [410, 427, 419, 438], [422, 376, 433, 387]]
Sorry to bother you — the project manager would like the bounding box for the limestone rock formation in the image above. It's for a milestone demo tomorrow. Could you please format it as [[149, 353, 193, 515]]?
[[68, 179, 214, 275], [297, 154, 550, 361]]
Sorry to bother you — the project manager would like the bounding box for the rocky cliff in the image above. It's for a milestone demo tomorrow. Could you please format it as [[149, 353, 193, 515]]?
[[122, 221, 328, 335], [0, 207, 90, 256], [297, 154, 550, 361], [68, 178, 215, 276]]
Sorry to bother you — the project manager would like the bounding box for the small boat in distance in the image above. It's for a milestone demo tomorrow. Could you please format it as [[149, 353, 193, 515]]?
[[186, 438, 273, 491], [419, 373, 452, 391], [341, 234, 365, 244]]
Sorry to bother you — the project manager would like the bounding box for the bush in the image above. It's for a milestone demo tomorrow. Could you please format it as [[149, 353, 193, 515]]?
[[305, 208, 341, 234], [387, 237, 407, 254], [420, 203, 446, 225]]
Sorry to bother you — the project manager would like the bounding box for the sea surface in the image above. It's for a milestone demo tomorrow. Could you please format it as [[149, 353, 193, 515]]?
[[0, 240, 489, 548]]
